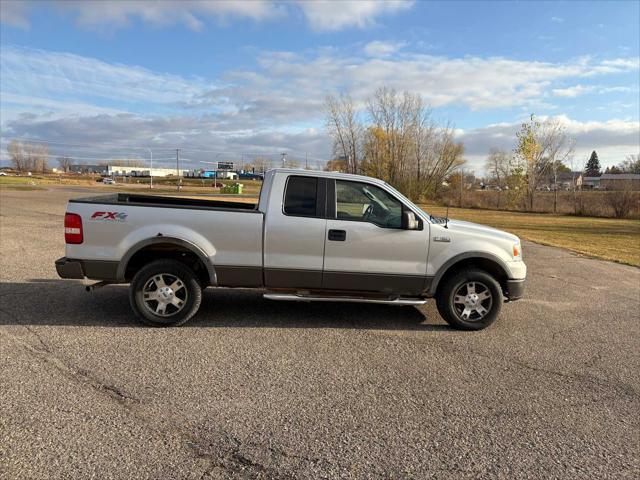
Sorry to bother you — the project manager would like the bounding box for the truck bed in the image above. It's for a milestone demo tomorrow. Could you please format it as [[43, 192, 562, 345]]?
[[70, 193, 258, 212]]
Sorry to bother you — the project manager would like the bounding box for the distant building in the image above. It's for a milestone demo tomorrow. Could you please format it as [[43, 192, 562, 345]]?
[[107, 166, 182, 177], [600, 173, 640, 191], [580, 176, 601, 189], [69, 164, 108, 174], [542, 171, 582, 190]]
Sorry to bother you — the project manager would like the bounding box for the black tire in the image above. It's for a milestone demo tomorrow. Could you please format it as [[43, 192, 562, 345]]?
[[436, 268, 503, 330], [129, 259, 202, 327]]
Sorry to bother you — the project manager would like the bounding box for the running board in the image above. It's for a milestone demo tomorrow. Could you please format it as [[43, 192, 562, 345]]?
[[263, 293, 426, 306]]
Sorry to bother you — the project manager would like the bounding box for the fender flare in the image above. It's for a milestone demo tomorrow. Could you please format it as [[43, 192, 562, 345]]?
[[117, 236, 217, 285], [428, 251, 510, 296]]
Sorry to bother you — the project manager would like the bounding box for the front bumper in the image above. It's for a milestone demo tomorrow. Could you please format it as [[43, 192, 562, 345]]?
[[505, 279, 525, 301], [55, 257, 85, 279]]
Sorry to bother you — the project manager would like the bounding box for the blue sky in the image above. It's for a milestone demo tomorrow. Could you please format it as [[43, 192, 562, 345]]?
[[1, 0, 638, 171]]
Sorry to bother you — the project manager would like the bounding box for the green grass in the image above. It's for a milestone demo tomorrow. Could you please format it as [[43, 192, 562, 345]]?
[[0, 176, 37, 184], [0, 177, 45, 190], [421, 204, 640, 267]]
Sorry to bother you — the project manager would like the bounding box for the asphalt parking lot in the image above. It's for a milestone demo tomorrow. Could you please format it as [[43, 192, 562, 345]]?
[[1, 186, 639, 479]]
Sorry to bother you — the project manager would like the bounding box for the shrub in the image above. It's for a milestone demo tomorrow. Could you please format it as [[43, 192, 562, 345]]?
[[607, 183, 638, 218]]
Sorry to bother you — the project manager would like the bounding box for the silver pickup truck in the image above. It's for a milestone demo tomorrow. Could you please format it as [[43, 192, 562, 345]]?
[[56, 168, 526, 330]]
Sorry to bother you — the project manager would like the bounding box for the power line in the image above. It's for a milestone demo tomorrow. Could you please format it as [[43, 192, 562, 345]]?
[[0, 136, 175, 151], [1, 136, 330, 164]]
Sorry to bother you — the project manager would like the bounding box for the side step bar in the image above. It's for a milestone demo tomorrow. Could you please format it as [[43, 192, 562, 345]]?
[[263, 293, 427, 306]]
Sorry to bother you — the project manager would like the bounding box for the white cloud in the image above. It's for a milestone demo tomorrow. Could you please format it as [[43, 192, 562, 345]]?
[[551, 16, 564, 23], [0, 46, 211, 113], [552, 83, 638, 98], [0, 1, 32, 28], [457, 115, 640, 171], [0, 0, 414, 32], [363, 40, 407, 58], [2, 47, 638, 170], [0, 0, 282, 31], [296, 0, 414, 31], [552, 84, 595, 97], [0, 113, 332, 168], [240, 50, 639, 111]]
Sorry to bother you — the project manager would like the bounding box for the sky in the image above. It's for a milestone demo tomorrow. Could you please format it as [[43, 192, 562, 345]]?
[[1, 0, 639, 172]]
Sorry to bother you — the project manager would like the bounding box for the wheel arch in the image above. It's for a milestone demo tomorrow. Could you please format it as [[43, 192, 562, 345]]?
[[117, 237, 217, 286], [429, 252, 510, 297]]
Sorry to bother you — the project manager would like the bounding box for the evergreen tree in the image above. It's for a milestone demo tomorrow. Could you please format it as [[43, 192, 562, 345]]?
[[585, 151, 601, 176]]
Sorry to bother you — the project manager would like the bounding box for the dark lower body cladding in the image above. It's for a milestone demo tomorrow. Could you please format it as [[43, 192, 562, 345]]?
[[55, 257, 119, 281], [506, 279, 525, 300]]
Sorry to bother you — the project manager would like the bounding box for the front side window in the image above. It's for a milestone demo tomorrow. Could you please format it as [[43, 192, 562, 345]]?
[[336, 180, 403, 228], [283, 176, 318, 217]]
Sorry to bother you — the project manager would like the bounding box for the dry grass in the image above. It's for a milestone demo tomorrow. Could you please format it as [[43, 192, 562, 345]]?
[[422, 204, 640, 267], [0, 174, 264, 195], [4, 175, 637, 266]]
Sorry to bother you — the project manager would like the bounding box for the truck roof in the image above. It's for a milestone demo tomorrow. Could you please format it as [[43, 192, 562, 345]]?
[[267, 168, 388, 187]]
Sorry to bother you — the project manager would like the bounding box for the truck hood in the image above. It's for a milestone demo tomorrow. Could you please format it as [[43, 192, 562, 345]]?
[[445, 219, 519, 243]]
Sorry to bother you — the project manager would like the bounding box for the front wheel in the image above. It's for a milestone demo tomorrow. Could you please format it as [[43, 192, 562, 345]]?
[[436, 269, 503, 330], [129, 259, 202, 327]]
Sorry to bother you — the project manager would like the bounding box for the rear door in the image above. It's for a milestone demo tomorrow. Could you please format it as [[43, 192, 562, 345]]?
[[263, 174, 327, 289], [322, 179, 430, 296]]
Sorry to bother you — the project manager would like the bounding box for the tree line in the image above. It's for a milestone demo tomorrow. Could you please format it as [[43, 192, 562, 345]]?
[[325, 87, 465, 201], [6, 139, 147, 172]]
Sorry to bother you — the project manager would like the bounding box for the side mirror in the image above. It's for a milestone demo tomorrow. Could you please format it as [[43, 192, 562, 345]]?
[[402, 211, 420, 230]]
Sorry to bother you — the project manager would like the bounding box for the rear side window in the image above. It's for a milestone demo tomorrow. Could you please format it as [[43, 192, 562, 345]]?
[[284, 176, 318, 217]]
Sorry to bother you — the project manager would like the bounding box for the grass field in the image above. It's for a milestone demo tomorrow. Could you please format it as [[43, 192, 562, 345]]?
[[1, 176, 637, 267], [422, 204, 640, 267], [0, 174, 263, 195]]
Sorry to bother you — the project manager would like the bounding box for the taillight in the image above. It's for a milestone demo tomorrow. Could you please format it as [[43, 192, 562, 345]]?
[[64, 213, 83, 244]]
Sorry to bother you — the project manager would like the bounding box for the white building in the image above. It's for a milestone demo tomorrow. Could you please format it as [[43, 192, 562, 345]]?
[[108, 166, 185, 177]]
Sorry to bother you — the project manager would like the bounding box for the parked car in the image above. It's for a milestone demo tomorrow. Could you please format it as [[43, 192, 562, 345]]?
[[56, 169, 526, 330], [102, 177, 116, 185]]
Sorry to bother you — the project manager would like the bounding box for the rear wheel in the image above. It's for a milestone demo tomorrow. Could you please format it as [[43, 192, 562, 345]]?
[[129, 259, 202, 327], [436, 269, 503, 330]]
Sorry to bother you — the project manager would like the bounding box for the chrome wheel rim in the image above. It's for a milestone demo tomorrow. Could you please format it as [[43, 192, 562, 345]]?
[[453, 281, 492, 322], [142, 273, 188, 317]]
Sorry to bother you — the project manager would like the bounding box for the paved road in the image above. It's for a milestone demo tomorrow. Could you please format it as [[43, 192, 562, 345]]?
[[1, 186, 639, 479]]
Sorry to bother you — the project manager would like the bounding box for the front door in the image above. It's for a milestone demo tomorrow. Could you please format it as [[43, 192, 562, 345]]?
[[322, 179, 430, 296]]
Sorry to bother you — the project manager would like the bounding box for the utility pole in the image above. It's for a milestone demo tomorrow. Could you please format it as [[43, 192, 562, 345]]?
[[305, 152, 308, 170], [281, 152, 287, 167], [146, 147, 153, 189], [459, 167, 464, 208], [176, 148, 180, 191]]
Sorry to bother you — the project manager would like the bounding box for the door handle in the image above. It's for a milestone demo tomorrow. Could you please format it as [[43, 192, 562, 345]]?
[[328, 229, 346, 241]]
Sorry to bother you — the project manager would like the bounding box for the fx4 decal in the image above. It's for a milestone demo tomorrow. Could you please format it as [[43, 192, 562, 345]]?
[[91, 211, 128, 222]]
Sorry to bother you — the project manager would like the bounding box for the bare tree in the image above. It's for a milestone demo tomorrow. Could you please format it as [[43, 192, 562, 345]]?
[[8, 140, 49, 172], [248, 156, 272, 174], [607, 181, 636, 218], [30, 144, 49, 173], [58, 156, 73, 173], [620, 154, 640, 174], [325, 87, 465, 200], [325, 93, 361, 174], [8, 140, 25, 171], [286, 158, 300, 169], [485, 148, 511, 209], [543, 119, 575, 213], [110, 158, 145, 167]]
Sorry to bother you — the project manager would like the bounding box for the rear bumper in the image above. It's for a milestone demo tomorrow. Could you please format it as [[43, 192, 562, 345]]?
[[55, 257, 85, 279], [505, 279, 525, 301], [55, 257, 120, 281]]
